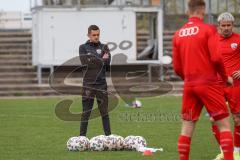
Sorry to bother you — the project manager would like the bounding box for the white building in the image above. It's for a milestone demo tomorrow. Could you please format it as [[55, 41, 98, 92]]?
[[0, 11, 32, 29]]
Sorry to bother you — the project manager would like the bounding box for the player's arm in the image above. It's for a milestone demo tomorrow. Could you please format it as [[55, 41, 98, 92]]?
[[208, 35, 228, 82], [172, 35, 184, 79], [79, 45, 89, 66], [79, 45, 103, 69], [101, 45, 111, 72], [232, 39, 240, 80], [102, 45, 111, 66]]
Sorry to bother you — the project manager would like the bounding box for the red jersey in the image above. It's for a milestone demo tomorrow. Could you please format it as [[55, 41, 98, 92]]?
[[211, 33, 240, 86], [173, 17, 227, 86]]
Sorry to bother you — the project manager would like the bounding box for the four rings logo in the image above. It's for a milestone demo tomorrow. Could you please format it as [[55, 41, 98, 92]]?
[[179, 26, 199, 37]]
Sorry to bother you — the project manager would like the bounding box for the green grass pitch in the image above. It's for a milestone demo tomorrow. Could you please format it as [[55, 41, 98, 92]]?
[[0, 96, 221, 160]]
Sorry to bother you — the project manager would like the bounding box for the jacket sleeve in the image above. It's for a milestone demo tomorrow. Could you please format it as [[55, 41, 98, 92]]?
[[208, 34, 228, 82], [79, 45, 102, 69], [102, 45, 111, 66], [172, 34, 184, 80], [79, 44, 88, 66], [102, 45, 111, 72]]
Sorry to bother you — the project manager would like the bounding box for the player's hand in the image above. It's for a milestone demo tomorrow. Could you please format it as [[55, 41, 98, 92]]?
[[227, 76, 233, 86], [102, 53, 109, 59], [232, 70, 240, 80]]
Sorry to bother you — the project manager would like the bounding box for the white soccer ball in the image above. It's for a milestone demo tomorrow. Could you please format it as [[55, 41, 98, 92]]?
[[132, 136, 147, 149], [113, 135, 125, 150], [66, 136, 89, 151], [103, 135, 116, 151], [103, 134, 125, 151], [89, 135, 105, 151], [161, 55, 172, 65], [124, 135, 147, 150], [124, 135, 136, 150], [132, 100, 142, 108]]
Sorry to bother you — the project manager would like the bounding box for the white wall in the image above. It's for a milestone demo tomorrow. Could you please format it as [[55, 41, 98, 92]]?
[[32, 8, 136, 65], [32, 7, 164, 66]]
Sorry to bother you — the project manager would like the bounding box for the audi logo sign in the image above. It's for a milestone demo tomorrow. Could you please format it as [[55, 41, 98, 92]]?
[[179, 26, 199, 37]]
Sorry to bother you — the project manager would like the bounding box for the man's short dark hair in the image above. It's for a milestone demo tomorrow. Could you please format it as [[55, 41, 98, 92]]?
[[88, 25, 100, 34], [188, 0, 206, 13]]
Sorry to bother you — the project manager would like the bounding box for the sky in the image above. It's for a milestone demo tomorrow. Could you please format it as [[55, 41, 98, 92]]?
[[0, 0, 31, 12]]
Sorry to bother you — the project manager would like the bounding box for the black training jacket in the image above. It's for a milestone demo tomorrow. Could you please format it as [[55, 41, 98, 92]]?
[[79, 40, 111, 85]]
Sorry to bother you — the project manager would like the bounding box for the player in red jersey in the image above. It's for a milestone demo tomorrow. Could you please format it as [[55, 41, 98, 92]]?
[[209, 12, 240, 160], [173, 1, 234, 160]]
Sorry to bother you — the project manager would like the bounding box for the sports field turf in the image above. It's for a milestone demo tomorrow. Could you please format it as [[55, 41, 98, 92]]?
[[0, 96, 222, 160]]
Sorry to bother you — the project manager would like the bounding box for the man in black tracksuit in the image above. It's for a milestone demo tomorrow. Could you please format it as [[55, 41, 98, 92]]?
[[79, 25, 111, 136]]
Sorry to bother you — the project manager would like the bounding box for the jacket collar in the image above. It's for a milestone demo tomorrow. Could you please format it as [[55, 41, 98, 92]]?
[[86, 40, 101, 46]]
